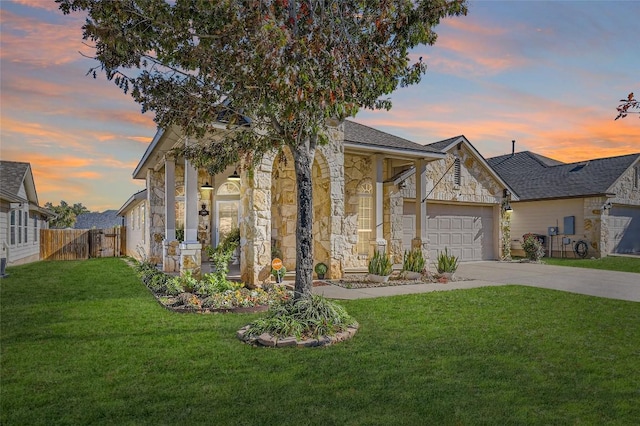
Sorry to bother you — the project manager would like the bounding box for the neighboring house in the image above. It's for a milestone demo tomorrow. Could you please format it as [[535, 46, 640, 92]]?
[[120, 120, 515, 285], [488, 151, 640, 258], [75, 210, 122, 229], [116, 190, 147, 259], [0, 161, 54, 267]]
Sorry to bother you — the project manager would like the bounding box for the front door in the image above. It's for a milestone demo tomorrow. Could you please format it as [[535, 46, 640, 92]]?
[[216, 200, 239, 246]]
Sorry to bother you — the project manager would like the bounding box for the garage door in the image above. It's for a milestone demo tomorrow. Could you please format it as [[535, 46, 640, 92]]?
[[609, 205, 640, 255], [426, 204, 494, 262]]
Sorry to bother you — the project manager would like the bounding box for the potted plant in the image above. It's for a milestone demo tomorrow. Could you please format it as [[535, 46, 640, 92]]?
[[402, 248, 425, 280], [367, 251, 392, 283], [436, 247, 458, 281], [271, 265, 287, 283], [314, 262, 328, 280]]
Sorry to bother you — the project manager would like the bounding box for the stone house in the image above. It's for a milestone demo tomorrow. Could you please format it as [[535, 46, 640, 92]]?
[[122, 120, 516, 285], [488, 151, 640, 258], [0, 161, 54, 268]]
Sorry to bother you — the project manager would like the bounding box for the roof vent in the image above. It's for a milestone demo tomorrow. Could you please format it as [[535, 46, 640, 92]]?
[[570, 161, 589, 172]]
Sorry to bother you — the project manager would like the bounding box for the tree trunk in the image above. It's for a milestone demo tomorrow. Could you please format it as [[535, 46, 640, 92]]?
[[292, 137, 316, 299]]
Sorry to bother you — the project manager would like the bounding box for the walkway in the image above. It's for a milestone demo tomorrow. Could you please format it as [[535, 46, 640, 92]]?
[[312, 261, 640, 302]]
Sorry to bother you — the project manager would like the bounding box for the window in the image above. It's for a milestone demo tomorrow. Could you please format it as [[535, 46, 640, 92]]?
[[137, 206, 141, 229], [130, 211, 135, 230], [33, 215, 38, 242], [24, 212, 28, 243], [357, 180, 373, 255], [140, 203, 146, 244], [635, 165, 639, 189], [18, 210, 22, 244], [10, 211, 15, 245]]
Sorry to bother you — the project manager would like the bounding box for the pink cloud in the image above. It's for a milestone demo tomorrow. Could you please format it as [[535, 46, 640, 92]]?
[[0, 10, 89, 67]]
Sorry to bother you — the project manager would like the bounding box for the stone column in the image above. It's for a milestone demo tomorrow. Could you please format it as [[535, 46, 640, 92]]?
[[240, 155, 273, 286], [325, 123, 345, 279], [162, 156, 180, 272], [371, 154, 387, 254], [180, 138, 202, 277], [412, 159, 429, 261]]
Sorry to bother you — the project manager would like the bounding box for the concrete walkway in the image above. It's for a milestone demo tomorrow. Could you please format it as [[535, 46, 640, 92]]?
[[312, 261, 640, 302]]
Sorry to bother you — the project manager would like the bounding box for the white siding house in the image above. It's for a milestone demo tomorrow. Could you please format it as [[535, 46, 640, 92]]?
[[0, 161, 54, 268]]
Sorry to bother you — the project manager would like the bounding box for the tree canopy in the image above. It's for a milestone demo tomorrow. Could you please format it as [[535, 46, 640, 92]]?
[[45, 201, 90, 229], [58, 0, 468, 296]]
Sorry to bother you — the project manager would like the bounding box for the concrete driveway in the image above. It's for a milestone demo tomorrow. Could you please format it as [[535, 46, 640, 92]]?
[[456, 261, 640, 302]]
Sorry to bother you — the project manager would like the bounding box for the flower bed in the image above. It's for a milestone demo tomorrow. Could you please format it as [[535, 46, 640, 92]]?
[[133, 259, 291, 313]]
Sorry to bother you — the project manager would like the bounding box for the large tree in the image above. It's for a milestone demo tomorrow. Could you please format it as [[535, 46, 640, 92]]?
[[45, 201, 90, 228], [58, 0, 467, 298]]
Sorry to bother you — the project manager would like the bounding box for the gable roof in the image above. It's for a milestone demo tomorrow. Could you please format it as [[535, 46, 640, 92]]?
[[0, 160, 39, 205], [487, 151, 640, 200], [117, 189, 147, 216], [75, 210, 122, 229]]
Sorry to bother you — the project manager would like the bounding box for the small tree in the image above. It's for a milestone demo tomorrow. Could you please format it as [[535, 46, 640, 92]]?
[[58, 0, 468, 298], [615, 92, 639, 120]]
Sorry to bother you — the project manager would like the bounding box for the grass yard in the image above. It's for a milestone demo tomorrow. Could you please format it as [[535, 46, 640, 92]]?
[[544, 255, 640, 273], [2, 258, 639, 425]]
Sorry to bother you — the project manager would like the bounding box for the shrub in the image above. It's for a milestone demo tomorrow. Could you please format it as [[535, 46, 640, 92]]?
[[368, 250, 392, 276], [245, 294, 356, 339], [437, 247, 459, 274], [522, 233, 545, 261], [164, 276, 186, 296], [314, 262, 328, 276], [194, 272, 243, 296], [402, 248, 425, 273]]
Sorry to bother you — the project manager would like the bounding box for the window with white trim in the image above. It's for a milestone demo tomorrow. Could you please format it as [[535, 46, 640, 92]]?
[[24, 212, 28, 243], [357, 180, 373, 255], [17, 210, 22, 244], [33, 215, 38, 242], [140, 203, 146, 244], [10, 211, 16, 245]]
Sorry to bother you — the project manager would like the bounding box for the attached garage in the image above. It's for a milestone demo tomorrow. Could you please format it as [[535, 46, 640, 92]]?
[[608, 205, 640, 255], [403, 203, 496, 262], [426, 203, 495, 262]]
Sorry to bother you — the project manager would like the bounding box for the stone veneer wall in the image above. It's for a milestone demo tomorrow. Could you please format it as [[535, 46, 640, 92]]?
[[147, 169, 166, 264], [583, 196, 607, 258]]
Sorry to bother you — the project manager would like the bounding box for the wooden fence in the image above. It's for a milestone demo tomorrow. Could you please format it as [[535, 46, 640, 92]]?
[[40, 227, 125, 261]]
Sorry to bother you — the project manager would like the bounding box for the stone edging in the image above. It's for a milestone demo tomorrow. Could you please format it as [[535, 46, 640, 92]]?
[[236, 323, 359, 348]]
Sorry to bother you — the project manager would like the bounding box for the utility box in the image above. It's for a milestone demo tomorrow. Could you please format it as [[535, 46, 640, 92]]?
[[563, 216, 575, 235]]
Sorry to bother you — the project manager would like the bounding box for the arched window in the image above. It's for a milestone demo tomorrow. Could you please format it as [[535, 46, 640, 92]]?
[[357, 179, 373, 255], [217, 181, 241, 196]]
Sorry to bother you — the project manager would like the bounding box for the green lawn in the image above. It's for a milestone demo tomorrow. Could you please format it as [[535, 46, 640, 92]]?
[[544, 255, 640, 273], [2, 258, 639, 425]]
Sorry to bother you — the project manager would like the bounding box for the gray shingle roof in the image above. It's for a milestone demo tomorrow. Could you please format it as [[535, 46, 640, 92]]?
[[75, 210, 122, 229], [487, 151, 640, 200], [0, 161, 30, 197], [344, 120, 441, 154], [425, 135, 465, 151]]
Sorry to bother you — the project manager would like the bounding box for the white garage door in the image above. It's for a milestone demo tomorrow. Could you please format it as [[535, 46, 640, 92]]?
[[426, 204, 495, 262], [609, 205, 640, 255]]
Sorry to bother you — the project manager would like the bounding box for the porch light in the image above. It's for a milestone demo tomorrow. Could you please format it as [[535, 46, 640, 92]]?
[[228, 169, 240, 181], [201, 182, 213, 190]]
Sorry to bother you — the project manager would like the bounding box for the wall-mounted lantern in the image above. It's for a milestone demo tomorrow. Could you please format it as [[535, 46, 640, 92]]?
[[502, 189, 513, 212], [198, 204, 210, 217]]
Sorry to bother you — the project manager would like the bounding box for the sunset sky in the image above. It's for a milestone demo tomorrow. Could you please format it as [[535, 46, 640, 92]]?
[[1, 0, 639, 211]]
